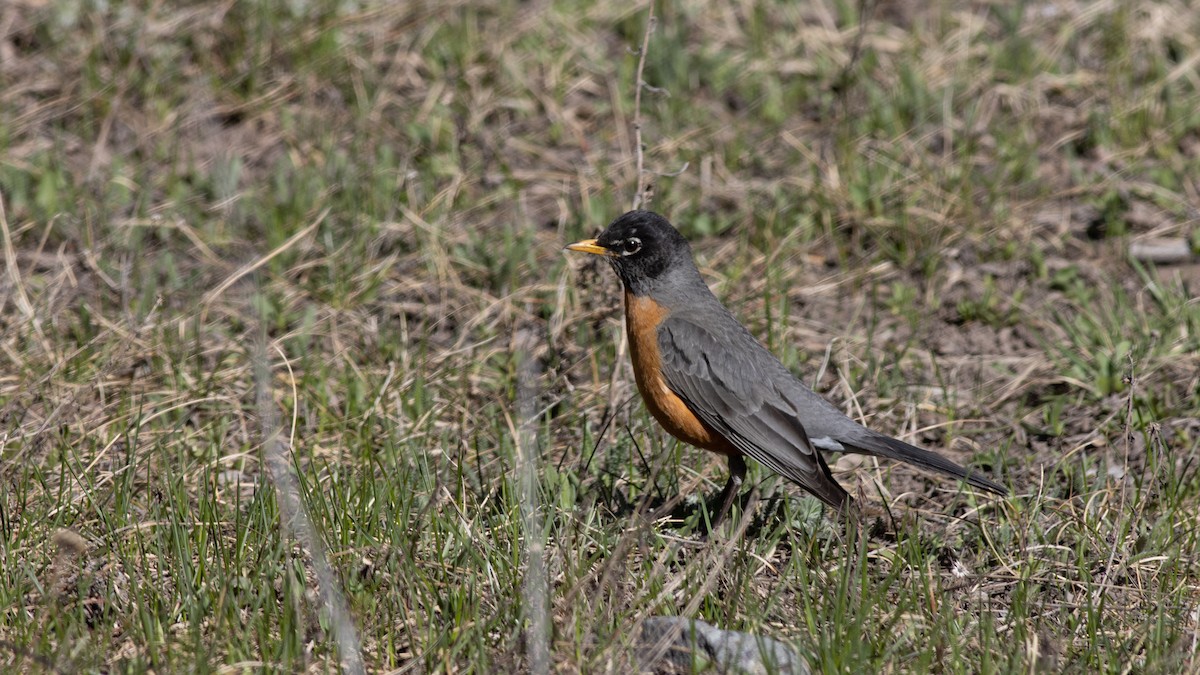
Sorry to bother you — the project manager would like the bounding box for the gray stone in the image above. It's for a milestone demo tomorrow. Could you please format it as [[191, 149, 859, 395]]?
[[637, 616, 811, 674]]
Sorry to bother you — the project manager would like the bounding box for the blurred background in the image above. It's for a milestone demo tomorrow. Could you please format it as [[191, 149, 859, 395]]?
[[2, 0, 1199, 671]]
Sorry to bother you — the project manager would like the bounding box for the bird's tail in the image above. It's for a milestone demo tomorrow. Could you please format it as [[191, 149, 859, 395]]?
[[859, 434, 1008, 496]]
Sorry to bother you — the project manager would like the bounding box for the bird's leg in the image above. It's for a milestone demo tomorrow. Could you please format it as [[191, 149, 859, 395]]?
[[710, 454, 747, 530]]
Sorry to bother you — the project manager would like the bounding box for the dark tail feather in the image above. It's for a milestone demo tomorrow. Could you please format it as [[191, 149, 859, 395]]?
[[860, 434, 1008, 496]]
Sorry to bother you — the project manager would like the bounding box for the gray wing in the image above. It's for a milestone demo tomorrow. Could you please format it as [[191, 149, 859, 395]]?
[[657, 314, 850, 508]]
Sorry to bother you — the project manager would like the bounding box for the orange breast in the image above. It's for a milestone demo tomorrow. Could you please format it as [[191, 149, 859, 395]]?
[[624, 292, 739, 456]]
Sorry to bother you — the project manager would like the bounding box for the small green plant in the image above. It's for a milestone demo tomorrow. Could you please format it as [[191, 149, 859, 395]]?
[[956, 275, 1024, 326]]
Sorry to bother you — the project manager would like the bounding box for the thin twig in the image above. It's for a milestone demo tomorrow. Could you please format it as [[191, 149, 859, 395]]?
[[631, 3, 657, 211], [253, 319, 365, 675], [509, 327, 550, 675], [1095, 357, 1137, 605], [834, 0, 879, 110]]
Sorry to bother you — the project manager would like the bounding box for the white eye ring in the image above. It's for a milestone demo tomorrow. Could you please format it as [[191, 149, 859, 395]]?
[[621, 237, 642, 255]]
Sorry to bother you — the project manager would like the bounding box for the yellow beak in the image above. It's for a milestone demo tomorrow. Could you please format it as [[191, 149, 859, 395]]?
[[564, 238, 613, 256]]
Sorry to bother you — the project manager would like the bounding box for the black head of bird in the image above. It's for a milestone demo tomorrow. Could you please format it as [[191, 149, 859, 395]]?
[[565, 210, 692, 294]]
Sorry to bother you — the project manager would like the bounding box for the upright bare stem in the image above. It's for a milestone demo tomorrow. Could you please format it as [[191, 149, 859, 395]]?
[[631, 4, 656, 210]]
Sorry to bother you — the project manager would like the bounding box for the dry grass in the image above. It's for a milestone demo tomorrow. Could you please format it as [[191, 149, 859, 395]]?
[[1, 0, 1199, 672]]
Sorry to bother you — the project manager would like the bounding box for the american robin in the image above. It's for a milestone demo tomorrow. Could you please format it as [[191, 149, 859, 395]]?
[[567, 210, 1007, 525]]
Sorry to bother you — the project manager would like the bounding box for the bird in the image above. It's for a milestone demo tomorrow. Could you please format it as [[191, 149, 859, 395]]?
[[566, 210, 1007, 526]]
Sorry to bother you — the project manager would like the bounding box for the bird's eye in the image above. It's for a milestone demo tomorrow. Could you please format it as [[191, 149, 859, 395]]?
[[621, 237, 642, 255]]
